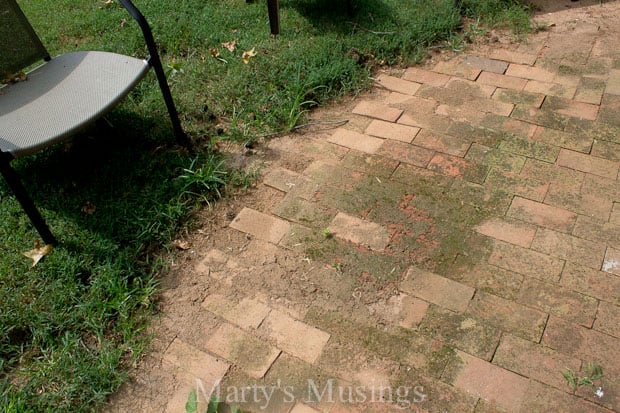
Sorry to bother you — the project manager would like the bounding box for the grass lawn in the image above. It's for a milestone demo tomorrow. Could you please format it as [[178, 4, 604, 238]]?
[[1, 0, 530, 411]]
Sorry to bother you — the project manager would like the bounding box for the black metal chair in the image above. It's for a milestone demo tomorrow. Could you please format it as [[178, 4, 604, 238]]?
[[0, 0, 188, 245]]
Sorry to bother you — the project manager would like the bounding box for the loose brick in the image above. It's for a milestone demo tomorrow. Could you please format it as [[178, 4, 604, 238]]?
[[523, 80, 577, 99], [329, 212, 389, 251], [594, 301, 620, 338], [444, 350, 529, 412], [545, 183, 613, 221], [464, 55, 508, 74], [561, 261, 620, 306], [352, 101, 403, 122], [474, 217, 536, 248], [531, 228, 606, 270], [543, 316, 620, 376], [205, 323, 280, 378], [327, 128, 384, 154], [466, 291, 548, 342], [377, 139, 434, 167], [427, 153, 488, 183], [402, 67, 450, 87], [375, 73, 421, 95], [518, 278, 598, 327], [230, 207, 291, 244], [532, 126, 593, 153], [413, 129, 471, 157], [507, 196, 577, 233], [400, 267, 475, 312], [603, 246, 620, 276], [162, 338, 230, 386], [542, 96, 599, 120], [506, 64, 555, 82], [364, 119, 420, 143], [557, 148, 620, 179], [489, 240, 564, 282], [202, 295, 271, 329], [477, 71, 527, 90], [493, 334, 582, 390], [259, 310, 330, 364]]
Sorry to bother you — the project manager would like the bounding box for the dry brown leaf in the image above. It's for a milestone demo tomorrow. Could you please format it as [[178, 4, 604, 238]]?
[[221, 40, 237, 52], [242, 48, 257, 64], [23, 243, 53, 267], [209, 48, 220, 58], [173, 239, 193, 250]]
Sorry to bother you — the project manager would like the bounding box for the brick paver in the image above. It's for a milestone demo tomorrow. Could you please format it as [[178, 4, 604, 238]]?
[[474, 217, 536, 248], [202, 294, 271, 329], [402, 67, 451, 87], [329, 212, 389, 251], [375, 73, 421, 95], [400, 267, 474, 312], [489, 240, 564, 282], [364, 119, 420, 143], [507, 196, 577, 233], [557, 148, 620, 179], [352, 101, 403, 122], [531, 228, 606, 270], [230, 207, 291, 244], [327, 128, 384, 154]]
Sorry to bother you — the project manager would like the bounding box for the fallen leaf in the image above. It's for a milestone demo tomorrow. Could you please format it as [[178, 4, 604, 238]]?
[[1, 71, 27, 84], [23, 242, 53, 267], [101, 0, 114, 8], [173, 239, 193, 250], [81, 201, 96, 215], [209, 48, 220, 58], [242, 48, 257, 64], [221, 40, 237, 52]]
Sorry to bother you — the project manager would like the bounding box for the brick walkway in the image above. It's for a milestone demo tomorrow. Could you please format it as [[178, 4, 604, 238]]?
[[109, 2, 620, 412]]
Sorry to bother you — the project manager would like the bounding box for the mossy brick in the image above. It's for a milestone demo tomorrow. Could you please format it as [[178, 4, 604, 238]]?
[[506, 64, 555, 82], [427, 153, 488, 183], [377, 139, 434, 167], [560, 261, 620, 306], [443, 350, 530, 412], [606, 69, 620, 95], [417, 79, 494, 104], [489, 240, 564, 283], [575, 76, 606, 105], [542, 316, 620, 376], [477, 71, 527, 90], [303, 160, 367, 189], [446, 78, 497, 98], [484, 168, 549, 202], [545, 183, 613, 221], [518, 278, 598, 327], [340, 151, 399, 178], [375, 73, 421, 95], [402, 66, 450, 87], [591, 139, 620, 162], [531, 126, 593, 153], [498, 134, 560, 163], [398, 111, 453, 135], [329, 212, 389, 251], [352, 101, 403, 122], [263, 167, 317, 199], [573, 215, 620, 250], [493, 334, 582, 390], [520, 158, 585, 186], [390, 163, 454, 189], [531, 228, 606, 270], [466, 143, 526, 173], [542, 96, 599, 121], [474, 217, 536, 248], [523, 79, 577, 99], [449, 179, 512, 216], [507, 196, 577, 233], [364, 119, 420, 143], [456, 261, 524, 300], [400, 267, 474, 313], [598, 94, 620, 127], [492, 88, 544, 108], [413, 129, 472, 157], [557, 148, 620, 179], [274, 194, 336, 229], [327, 128, 384, 154], [480, 113, 537, 139], [463, 55, 508, 74], [565, 117, 620, 144]]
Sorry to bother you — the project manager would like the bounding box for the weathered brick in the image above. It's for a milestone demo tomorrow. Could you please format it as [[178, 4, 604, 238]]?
[[397, 111, 452, 135], [364, 119, 420, 143], [493, 88, 545, 108], [532, 126, 593, 153], [369, 293, 429, 329], [400, 267, 474, 312], [413, 129, 471, 157], [377, 139, 434, 167], [477, 71, 527, 90], [464, 55, 508, 74], [274, 194, 335, 229], [402, 67, 450, 87], [202, 295, 271, 330], [444, 350, 529, 412], [489, 240, 564, 282], [484, 168, 549, 202], [573, 215, 620, 250], [531, 228, 606, 270], [520, 158, 585, 186], [557, 148, 620, 179], [523, 80, 577, 99], [499, 135, 560, 163], [542, 96, 599, 120], [427, 153, 488, 183], [466, 291, 548, 342], [606, 69, 620, 95], [466, 144, 526, 173], [327, 128, 384, 154], [259, 310, 330, 364], [487, 49, 537, 65], [561, 261, 620, 306], [474, 217, 536, 248], [507, 196, 577, 232], [340, 151, 399, 178], [352, 101, 403, 122], [263, 168, 317, 199], [493, 334, 582, 390], [458, 261, 524, 300], [594, 301, 620, 338], [521, 380, 612, 413], [329, 212, 389, 251], [603, 246, 620, 276], [518, 278, 598, 327], [575, 76, 606, 105], [290, 403, 320, 413], [506, 64, 555, 82], [230, 207, 291, 244], [303, 160, 365, 190], [592, 139, 620, 162], [545, 183, 613, 221], [543, 316, 620, 376], [205, 323, 280, 378], [433, 58, 481, 80], [162, 338, 230, 387], [375, 73, 421, 95], [598, 94, 620, 128]]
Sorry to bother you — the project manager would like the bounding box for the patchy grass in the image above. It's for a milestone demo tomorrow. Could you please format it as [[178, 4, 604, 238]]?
[[1, 0, 531, 411]]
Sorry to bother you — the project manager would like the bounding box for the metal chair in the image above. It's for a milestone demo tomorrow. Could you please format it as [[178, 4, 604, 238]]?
[[0, 0, 188, 245]]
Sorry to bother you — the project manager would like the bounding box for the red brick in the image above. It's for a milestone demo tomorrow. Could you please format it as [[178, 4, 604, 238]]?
[[506, 64, 555, 82], [520, 158, 585, 186], [557, 149, 620, 179], [205, 323, 280, 378], [507, 196, 577, 233], [329, 212, 389, 252], [498, 135, 560, 163], [493, 334, 582, 390], [446, 350, 530, 412], [413, 129, 471, 157], [523, 80, 577, 99], [561, 261, 620, 306], [542, 96, 599, 121], [327, 128, 383, 154], [263, 168, 316, 199], [474, 217, 536, 248], [377, 140, 434, 167], [202, 294, 271, 329], [259, 310, 330, 364], [484, 168, 549, 203], [466, 291, 548, 342], [603, 246, 620, 276], [594, 301, 620, 338], [375, 73, 421, 95], [230, 207, 291, 244], [573, 215, 620, 250], [352, 101, 403, 122], [400, 267, 474, 312], [364, 119, 420, 143], [543, 316, 620, 376], [489, 240, 564, 282], [531, 228, 606, 270], [518, 278, 598, 327], [477, 71, 527, 90], [487, 49, 537, 65], [402, 67, 450, 87], [427, 153, 487, 183], [531, 126, 593, 153]]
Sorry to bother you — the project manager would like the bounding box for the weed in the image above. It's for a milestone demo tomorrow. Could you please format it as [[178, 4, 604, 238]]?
[[321, 227, 333, 239], [178, 154, 228, 204], [185, 390, 242, 413], [562, 362, 604, 396]]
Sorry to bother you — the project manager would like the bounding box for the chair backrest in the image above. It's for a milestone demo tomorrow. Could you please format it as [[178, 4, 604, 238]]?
[[0, 0, 50, 78]]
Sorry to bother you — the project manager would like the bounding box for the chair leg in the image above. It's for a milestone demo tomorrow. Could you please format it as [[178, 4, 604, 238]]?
[[267, 0, 280, 35], [0, 157, 57, 245]]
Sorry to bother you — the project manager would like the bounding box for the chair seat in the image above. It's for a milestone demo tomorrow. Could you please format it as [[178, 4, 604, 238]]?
[[0, 51, 149, 158]]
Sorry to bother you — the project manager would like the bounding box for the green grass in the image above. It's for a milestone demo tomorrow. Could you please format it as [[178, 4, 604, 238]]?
[[1, 0, 531, 411]]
